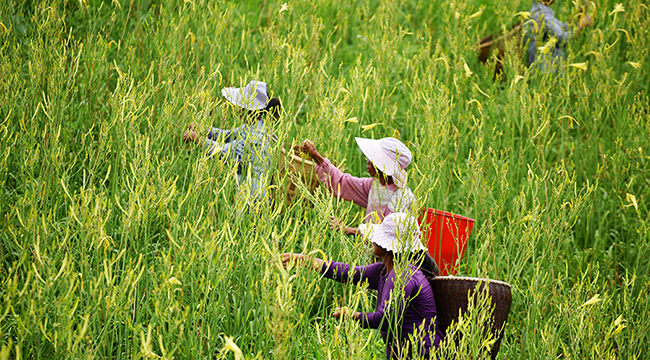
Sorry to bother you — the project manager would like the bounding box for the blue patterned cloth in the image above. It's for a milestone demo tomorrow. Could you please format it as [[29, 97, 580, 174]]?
[[524, 1, 572, 72], [204, 118, 271, 201]]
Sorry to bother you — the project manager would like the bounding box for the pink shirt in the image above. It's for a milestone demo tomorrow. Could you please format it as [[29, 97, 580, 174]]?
[[314, 158, 416, 224]]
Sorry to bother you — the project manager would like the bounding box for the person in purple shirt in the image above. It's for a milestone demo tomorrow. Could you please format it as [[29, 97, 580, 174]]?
[[282, 213, 443, 359]]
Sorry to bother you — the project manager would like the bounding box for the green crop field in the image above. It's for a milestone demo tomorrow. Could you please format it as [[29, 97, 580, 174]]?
[[1, 0, 648, 358]]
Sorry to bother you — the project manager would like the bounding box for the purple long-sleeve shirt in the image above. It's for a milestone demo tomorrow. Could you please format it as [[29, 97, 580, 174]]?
[[321, 261, 443, 359], [314, 158, 416, 224]]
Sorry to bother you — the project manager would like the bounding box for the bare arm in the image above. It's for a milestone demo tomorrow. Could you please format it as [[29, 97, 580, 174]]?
[[329, 216, 361, 236]]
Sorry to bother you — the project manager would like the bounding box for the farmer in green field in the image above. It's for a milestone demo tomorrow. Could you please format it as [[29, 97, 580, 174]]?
[[478, 0, 592, 75], [183, 80, 282, 202], [301, 137, 417, 235], [523, 0, 592, 72], [282, 213, 444, 359]]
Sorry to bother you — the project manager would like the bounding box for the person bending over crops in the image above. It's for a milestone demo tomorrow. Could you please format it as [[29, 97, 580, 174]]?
[[183, 80, 282, 201], [478, 0, 591, 76], [282, 213, 443, 359], [523, 0, 592, 72], [301, 137, 416, 236]]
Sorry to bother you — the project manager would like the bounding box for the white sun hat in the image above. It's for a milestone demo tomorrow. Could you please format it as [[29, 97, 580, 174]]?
[[355, 137, 412, 188], [221, 80, 268, 111], [359, 213, 425, 253]]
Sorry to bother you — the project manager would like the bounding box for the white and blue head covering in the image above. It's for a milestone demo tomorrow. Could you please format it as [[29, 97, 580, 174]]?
[[221, 80, 268, 111]]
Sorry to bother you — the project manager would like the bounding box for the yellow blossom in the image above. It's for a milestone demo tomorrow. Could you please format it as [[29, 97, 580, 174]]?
[[468, 9, 483, 19], [609, 3, 625, 16], [514, 11, 531, 19], [463, 60, 473, 78], [568, 62, 588, 71], [626, 61, 642, 69], [361, 123, 382, 132], [538, 37, 557, 54], [224, 336, 244, 360], [610, 315, 626, 337], [626, 193, 638, 210], [581, 294, 602, 307]]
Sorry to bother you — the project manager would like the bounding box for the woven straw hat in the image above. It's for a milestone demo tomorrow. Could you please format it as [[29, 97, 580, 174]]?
[[355, 137, 412, 188], [359, 213, 425, 253], [221, 80, 268, 110]]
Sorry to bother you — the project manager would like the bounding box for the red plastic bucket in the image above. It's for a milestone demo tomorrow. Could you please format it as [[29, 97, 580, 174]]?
[[419, 208, 475, 276]]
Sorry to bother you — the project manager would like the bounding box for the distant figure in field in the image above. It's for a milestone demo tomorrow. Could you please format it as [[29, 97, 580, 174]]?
[[183, 80, 282, 202], [282, 213, 444, 359], [478, 0, 592, 75], [523, 0, 592, 72], [301, 137, 416, 235]]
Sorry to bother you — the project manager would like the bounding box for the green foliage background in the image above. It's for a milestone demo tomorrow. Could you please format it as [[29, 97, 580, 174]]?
[[1, 0, 648, 358]]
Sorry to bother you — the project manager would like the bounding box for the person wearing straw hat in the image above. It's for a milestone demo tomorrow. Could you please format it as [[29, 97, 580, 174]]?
[[301, 137, 416, 235], [183, 80, 282, 202], [282, 213, 443, 359]]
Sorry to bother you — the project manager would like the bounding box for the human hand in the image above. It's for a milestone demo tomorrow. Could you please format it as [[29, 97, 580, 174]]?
[[329, 216, 343, 231], [332, 306, 358, 320], [280, 253, 324, 271], [301, 139, 316, 155], [301, 139, 325, 165], [345, 227, 361, 236], [182, 130, 201, 144], [280, 253, 303, 268]]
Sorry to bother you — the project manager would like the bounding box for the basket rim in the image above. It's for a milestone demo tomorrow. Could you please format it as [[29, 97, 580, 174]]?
[[432, 276, 511, 288]]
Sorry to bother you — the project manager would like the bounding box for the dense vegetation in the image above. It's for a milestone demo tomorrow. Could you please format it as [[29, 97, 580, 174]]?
[[1, 0, 648, 358]]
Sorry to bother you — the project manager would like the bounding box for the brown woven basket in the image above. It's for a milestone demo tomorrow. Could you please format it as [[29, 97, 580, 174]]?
[[477, 21, 523, 78], [477, 22, 522, 62], [431, 276, 512, 359], [281, 146, 321, 204]]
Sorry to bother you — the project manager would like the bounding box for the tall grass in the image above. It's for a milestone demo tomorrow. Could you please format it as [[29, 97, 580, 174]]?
[[1, 0, 648, 358]]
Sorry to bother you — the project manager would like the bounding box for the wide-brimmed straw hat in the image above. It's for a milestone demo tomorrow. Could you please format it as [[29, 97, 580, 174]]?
[[359, 213, 425, 253], [221, 80, 268, 110], [355, 137, 412, 188]]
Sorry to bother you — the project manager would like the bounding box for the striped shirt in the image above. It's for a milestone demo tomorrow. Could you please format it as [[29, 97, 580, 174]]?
[[204, 118, 271, 200]]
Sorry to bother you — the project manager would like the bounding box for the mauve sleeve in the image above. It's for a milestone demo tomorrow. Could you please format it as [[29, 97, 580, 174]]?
[[313, 158, 373, 208], [321, 261, 382, 290]]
